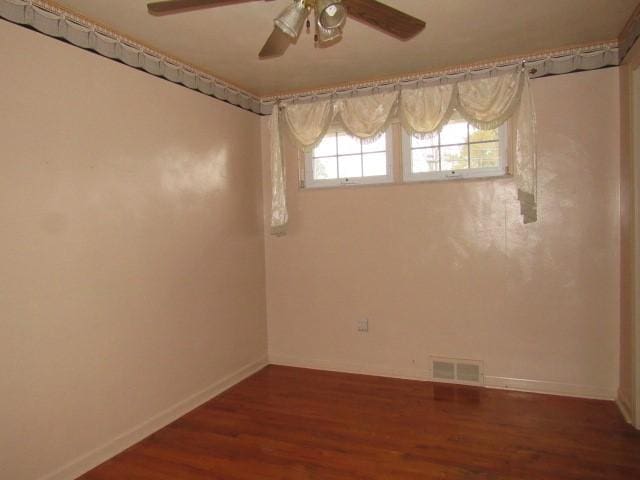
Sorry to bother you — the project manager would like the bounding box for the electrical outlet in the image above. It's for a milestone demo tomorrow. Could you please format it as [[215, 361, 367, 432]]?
[[357, 318, 369, 332]]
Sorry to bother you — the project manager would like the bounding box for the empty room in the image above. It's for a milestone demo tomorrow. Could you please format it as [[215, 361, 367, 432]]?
[[3, 0, 640, 479]]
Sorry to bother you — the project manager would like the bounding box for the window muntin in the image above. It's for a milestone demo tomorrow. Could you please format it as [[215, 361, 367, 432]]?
[[305, 128, 393, 188], [403, 115, 507, 182], [303, 119, 507, 188]]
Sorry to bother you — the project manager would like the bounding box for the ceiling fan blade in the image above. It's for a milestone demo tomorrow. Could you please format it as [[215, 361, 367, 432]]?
[[259, 27, 291, 59], [148, 0, 260, 16], [342, 0, 425, 40]]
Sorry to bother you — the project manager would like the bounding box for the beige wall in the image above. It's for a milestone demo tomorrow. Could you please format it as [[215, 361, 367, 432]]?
[[264, 68, 621, 399], [619, 39, 640, 426], [0, 22, 266, 480]]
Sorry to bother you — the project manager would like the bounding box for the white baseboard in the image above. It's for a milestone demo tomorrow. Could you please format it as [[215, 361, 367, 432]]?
[[484, 375, 615, 400], [269, 354, 616, 401], [616, 390, 634, 424], [269, 354, 432, 382], [40, 356, 268, 480]]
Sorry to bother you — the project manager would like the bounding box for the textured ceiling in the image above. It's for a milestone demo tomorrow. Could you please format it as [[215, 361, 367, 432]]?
[[47, 0, 638, 97]]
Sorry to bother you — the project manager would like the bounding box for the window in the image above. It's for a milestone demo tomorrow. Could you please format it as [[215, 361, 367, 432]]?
[[304, 127, 393, 188], [302, 117, 508, 189], [402, 114, 507, 182]]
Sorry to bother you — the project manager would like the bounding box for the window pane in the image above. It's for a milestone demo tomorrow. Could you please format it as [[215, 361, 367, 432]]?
[[411, 133, 438, 148], [469, 125, 499, 142], [362, 152, 387, 177], [441, 145, 468, 171], [362, 134, 386, 153], [337, 133, 361, 155], [313, 156, 338, 180], [338, 154, 362, 178], [470, 142, 500, 169], [411, 147, 439, 173], [440, 119, 468, 145], [314, 134, 337, 157]]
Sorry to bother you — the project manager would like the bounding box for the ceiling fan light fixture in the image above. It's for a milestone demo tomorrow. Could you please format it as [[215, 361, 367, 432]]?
[[315, 0, 346, 30], [274, 0, 310, 39], [316, 23, 342, 43]]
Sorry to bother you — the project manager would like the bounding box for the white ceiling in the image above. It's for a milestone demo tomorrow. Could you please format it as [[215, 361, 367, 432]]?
[[48, 0, 638, 97]]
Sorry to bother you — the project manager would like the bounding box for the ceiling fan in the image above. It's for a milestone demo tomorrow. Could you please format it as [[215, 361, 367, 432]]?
[[147, 0, 425, 59]]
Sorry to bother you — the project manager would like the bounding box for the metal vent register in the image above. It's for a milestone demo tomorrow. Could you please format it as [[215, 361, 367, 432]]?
[[431, 357, 484, 385]]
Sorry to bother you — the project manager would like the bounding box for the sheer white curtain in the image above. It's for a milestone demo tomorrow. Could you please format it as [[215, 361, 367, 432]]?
[[281, 98, 334, 151], [278, 91, 399, 152], [455, 70, 523, 129], [335, 91, 399, 140], [399, 84, 455, 136], [270, 69, 537, 234], [269, 111, 287, 235], [513, 77, 537, 223]]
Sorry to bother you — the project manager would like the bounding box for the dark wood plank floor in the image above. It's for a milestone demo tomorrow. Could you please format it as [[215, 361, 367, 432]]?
[[80, 365, 640, 480]]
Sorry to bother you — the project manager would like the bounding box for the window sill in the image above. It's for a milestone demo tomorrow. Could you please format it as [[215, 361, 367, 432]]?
[[300, 174, 513, 191], [402, 173, 513, 185]]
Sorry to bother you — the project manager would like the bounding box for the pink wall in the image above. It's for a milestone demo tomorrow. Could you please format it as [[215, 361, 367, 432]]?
[[263, 68, 621, 399], [0, 22, 266, 480], [619, 40, 640, 425], [0, 16, 628, 480]]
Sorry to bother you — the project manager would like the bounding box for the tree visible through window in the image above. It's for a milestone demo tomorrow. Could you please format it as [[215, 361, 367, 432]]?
[[303, 119, 506, 188], [404, 114, 506, 181]]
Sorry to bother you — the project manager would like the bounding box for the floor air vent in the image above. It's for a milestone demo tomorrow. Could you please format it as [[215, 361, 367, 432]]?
[[430, 357, 484, 386]]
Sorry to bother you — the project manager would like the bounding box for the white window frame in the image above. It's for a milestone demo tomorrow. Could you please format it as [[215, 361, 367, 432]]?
[[304, 126, 394, 188], [401, 122, 509, 182]]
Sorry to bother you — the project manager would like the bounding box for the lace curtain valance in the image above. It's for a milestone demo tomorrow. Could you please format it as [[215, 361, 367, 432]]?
[[270, 68, 537, 234]]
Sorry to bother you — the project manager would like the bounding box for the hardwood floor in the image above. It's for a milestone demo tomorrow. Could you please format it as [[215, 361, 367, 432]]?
[[80, 365, 640, 480]]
